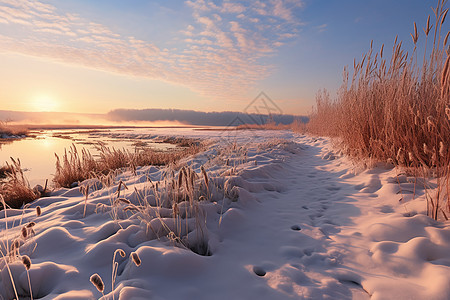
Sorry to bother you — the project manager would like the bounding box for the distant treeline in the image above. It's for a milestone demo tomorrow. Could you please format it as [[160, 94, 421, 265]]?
[[106, 108, 309, 126]]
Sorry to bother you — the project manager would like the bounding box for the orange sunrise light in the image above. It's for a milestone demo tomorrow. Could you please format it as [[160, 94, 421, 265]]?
[[32, 94, 59, 112]]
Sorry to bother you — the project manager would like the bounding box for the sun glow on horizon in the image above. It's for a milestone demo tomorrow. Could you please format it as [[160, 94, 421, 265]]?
[[32, 94, 59, 112]]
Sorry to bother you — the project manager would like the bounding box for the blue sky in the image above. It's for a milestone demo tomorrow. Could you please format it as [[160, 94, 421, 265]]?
[[0, 0, 445, 115]]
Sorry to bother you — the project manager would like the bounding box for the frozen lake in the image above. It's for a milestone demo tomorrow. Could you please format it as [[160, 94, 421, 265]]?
[[0, 128, 179, 187]]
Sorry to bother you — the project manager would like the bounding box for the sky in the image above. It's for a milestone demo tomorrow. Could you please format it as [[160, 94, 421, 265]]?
[[0, 0, 445, 116]]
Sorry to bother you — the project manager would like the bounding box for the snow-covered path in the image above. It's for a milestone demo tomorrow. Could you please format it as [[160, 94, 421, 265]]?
[[122, 138, 369, 300], [187, 138, 373, 299], [119, 135, 450, 300], [1, 132, 449, 300]]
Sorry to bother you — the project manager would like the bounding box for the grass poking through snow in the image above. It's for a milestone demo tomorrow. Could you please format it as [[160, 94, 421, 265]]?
[[53, 143, 204, 188], [0, 158, 39, 209]]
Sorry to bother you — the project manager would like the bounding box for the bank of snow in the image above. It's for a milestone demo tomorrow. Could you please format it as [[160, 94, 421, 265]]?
[[0, 131, 449, 300]]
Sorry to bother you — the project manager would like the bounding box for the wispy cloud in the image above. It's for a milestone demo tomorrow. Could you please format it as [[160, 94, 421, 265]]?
[[0, 0, 303, 101], [316, 23, 327, 33]]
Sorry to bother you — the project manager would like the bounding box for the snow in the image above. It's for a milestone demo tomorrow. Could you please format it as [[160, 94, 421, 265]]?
[[1, 130, 449, 299]]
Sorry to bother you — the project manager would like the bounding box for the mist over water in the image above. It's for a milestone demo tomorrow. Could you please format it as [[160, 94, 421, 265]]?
[[0, 109, 307, 127]]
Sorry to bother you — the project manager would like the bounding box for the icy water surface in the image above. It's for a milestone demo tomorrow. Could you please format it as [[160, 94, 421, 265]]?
[[0, 128, 178, 187]]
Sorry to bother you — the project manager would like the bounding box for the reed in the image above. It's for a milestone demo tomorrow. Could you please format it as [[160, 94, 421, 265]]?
[[308, 0, 450, 220], [0, 158, 39, 209], [0, 121, 28, 137], [111, 249, 126, 300], [0, 193, 39, 299], [53, 143, 204, 188], [90, 273, 105, 297], [102, 160, 236, 256], [21, 255, 33, 300], [130, 252, 141, 266]]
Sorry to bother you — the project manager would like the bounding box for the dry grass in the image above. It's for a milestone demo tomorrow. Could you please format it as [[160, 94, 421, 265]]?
[[0, 158, 39, 209], [85, 142, 254, 256], [0, 192, 40, 299], [308, 0, 450, 220], [54, 143, 204, 188], [160, 137, 202, 147], [0, 121, 28, 137], [0, 165, 14, 180], [127, 164, 215, 255]]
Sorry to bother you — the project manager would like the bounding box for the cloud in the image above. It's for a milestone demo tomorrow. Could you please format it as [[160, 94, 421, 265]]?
[[221, 2, 246, 14], [316, 23, 327, 33], [0, 0, 304, 102]]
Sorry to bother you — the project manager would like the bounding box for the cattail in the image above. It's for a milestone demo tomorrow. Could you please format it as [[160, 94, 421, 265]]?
[[21, 226, 28, 239], [201, 166, 208, 187], [408, 152, 414, 162], [36, 206, 41, 217], [21, 255, 31, 270], [446, 106, 450, 120], [90, 273, 105, 293], [130, 252, 141, 266], [26, 222, 36, 228], [439, 141, 445, 157], [11, 239, 20, 251]]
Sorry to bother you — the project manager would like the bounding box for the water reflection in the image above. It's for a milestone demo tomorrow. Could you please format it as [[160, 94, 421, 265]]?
[[0, 129, 177, 187]]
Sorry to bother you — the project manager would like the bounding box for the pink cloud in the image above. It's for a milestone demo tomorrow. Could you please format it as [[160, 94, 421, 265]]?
[[0, 0, 302, 102]]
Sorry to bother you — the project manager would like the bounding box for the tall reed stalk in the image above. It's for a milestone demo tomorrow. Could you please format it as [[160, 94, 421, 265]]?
[[309, 0, 450, 220]]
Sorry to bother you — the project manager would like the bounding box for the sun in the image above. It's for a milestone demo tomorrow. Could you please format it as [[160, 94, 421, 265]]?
[[32, 95, 59, 112]]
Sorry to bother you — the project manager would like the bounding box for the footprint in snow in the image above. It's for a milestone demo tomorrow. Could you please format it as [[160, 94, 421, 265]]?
[[326, 185, 341, 191], [379, 205, 394, 213], [253, 266, 266, 276], [291, 225, 301, 231]]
